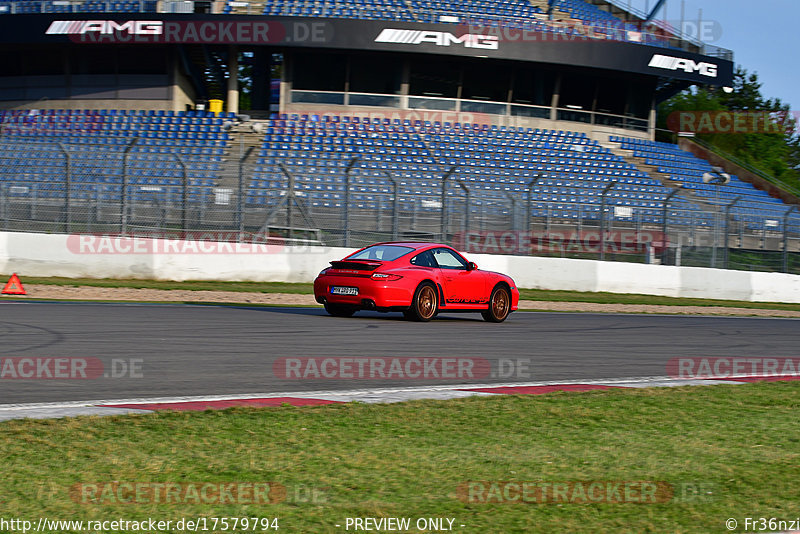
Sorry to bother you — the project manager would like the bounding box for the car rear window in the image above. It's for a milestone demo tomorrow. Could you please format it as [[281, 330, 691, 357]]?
[[348, 245, 414, 261]]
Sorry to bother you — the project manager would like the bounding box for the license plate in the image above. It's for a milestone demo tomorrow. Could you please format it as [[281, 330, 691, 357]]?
[[331, 286, 359, 296]]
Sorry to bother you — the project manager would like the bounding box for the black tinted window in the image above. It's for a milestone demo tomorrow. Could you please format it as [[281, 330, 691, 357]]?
[[410, 251, 436, 268]]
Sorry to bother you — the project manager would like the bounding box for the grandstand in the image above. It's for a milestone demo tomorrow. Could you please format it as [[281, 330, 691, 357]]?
[[0, 0, 797, 271]]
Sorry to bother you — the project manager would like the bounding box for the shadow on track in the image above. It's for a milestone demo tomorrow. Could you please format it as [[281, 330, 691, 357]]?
[[195, 304, 486, 322]]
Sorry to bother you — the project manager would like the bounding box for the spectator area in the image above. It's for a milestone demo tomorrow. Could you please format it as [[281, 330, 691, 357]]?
[[0, 109, 790, 234]]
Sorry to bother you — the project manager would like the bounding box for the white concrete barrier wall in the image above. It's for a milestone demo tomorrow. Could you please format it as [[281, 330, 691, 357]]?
[[2, 231, 800, 303]]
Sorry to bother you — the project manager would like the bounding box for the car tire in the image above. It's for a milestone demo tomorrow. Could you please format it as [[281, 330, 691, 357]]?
[[324, 303, 357, 317], [405, 282, 438, 322], [482, 286, 511, 323]]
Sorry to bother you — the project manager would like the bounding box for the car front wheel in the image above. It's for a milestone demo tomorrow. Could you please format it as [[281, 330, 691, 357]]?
[[482, 286, 511, 323]]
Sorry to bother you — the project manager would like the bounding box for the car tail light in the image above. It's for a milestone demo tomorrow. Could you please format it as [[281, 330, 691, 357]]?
[[371, 272, 403, 281]]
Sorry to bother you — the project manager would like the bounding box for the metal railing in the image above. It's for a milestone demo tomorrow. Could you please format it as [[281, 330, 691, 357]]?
[[602, 0, 733, 60], [1, 136, 798, 273], [689, 137, 800, 198], [0, 0, 156, 14], [290, 90, 650, 132]]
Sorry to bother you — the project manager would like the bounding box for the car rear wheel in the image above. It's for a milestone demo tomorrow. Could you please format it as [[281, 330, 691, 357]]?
[[404, 282, 438, 322], [482, 286, 511, 323], [324, 303, 357, 317]]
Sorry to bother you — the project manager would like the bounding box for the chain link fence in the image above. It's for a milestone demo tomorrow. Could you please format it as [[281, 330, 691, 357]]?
[[2, 135, 799, 274]]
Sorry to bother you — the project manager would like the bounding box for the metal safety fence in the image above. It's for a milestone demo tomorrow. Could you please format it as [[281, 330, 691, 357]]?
[[2, 136, 799, 274]]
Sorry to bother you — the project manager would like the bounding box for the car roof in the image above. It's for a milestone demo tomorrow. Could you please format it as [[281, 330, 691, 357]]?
[[366, 242, 446, 251]]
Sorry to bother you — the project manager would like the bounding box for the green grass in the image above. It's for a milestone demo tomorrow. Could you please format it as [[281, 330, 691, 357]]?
[[13, 275, 800, 312], [2, 382, 799, 533], [515, 288, 800, 311]]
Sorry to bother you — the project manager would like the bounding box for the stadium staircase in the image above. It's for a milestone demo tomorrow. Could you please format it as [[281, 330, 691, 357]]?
[[600, 139, 718, 212], [216, 124, 265, 191], [608, 136, 791, 231]]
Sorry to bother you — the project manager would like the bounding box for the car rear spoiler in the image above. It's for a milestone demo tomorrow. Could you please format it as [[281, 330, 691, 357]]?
[[329, 260, 382, 271]]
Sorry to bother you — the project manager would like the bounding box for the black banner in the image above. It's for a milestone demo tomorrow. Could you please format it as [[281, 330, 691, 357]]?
[[0, 14, 733, 85]]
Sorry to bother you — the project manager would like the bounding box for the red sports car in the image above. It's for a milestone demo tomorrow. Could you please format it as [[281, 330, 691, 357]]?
[[314, 242, 519, 322]]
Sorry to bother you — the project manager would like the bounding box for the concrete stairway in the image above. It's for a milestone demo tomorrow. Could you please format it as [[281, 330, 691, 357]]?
[[600, 140, 720, 213], [216, 123, 264, 190]]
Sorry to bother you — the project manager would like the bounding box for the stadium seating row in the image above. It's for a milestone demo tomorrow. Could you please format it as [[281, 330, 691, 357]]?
[[0, 109, 790, 233], [0, 109, 226, 202]]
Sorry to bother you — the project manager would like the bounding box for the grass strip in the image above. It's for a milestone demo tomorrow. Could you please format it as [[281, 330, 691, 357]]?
[[1, 382, 798, 533], [17, 276, 315, 295]]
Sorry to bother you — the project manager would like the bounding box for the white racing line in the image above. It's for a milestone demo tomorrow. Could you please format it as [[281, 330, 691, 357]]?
[[0, 374, 755, 422]]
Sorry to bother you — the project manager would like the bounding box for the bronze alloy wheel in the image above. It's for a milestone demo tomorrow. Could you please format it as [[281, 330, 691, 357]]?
[[482, 286, 511, 323], [406, 283, 438, 321]]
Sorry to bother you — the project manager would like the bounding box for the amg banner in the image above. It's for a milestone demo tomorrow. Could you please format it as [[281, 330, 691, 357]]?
[[0, 14, 733, 85]]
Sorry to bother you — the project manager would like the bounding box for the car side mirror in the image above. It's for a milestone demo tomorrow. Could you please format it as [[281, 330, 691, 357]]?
[[467, 262, 477, 271]]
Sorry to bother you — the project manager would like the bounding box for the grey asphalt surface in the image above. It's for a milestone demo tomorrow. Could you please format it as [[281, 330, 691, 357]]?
[[1, 301, 798, 404]]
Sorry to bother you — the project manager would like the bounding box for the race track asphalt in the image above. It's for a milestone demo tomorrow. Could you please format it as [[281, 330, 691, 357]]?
[[1, 301, 797, 404]]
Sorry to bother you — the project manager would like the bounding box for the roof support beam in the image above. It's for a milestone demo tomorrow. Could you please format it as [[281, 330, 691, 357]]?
[[644, 0, 668, 23]]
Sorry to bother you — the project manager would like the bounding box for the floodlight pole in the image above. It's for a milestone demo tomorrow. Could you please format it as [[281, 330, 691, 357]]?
[[599, 181, 616, 261], [722, 196, 741, 270], [527, 175, 540, 233], [661, 186, 683, 264], [343, 156, 360, 247], [121, 137, 137, 235], [238, 146, 254, 239], [175, 152, 187, 237], [440, 166, 457, 242], [456, 178, 471, 235], [783, 205, 796, 273], [58, 143, 72, 233], [383, 171, 400, 242], [505, 192, 518, 232]]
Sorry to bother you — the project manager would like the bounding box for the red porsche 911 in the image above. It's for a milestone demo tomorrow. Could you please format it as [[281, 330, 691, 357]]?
[[314, 242, 519, 322]]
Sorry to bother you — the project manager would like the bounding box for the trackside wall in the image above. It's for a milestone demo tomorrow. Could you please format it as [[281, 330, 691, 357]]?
[[1, 231, 799, 303]]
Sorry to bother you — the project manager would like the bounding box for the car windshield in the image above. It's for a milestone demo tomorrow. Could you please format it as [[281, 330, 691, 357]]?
[[347, 245, 414, 262]]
